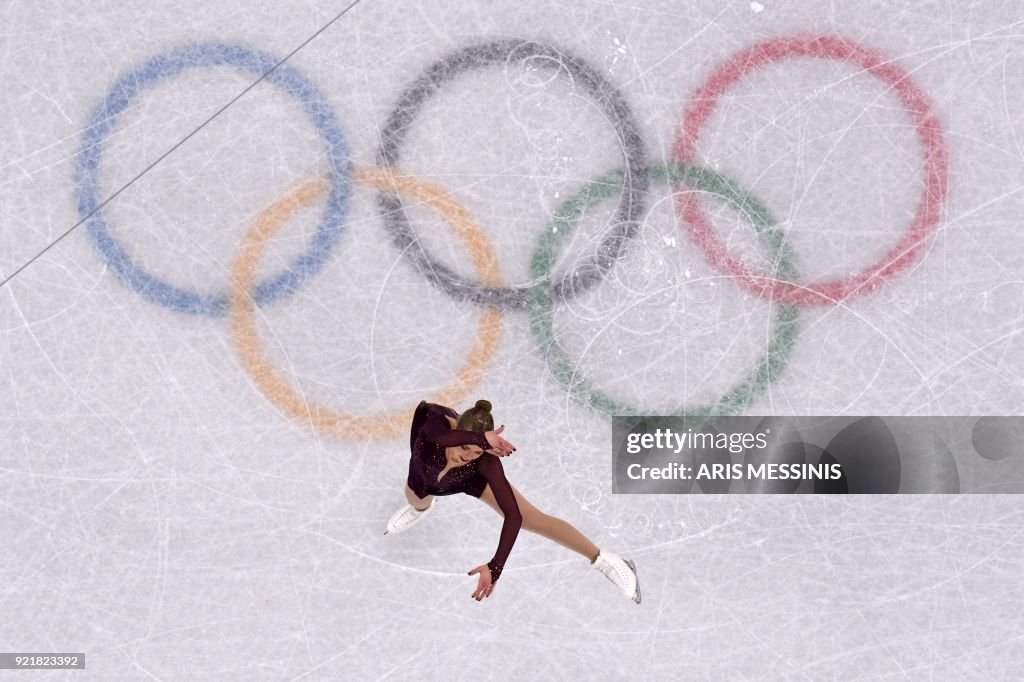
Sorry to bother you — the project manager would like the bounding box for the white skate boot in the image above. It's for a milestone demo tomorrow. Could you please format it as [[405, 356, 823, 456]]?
[[384, 498, 435, 535], [592, 550, 641, 604]]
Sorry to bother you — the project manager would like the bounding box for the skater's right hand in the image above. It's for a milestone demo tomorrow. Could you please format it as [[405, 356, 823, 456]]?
[[468, 564, 496, 601], [484, 425, 516, 457]]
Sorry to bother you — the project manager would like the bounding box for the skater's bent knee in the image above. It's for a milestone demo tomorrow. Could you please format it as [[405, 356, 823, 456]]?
[[404, 483, 431, 508]]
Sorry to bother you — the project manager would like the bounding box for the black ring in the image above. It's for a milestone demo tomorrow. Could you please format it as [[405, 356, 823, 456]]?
[[375, 38, 649, 309]]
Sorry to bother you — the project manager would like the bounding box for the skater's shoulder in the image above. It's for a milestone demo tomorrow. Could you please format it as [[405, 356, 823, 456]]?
[[421, 401, 457, 418], [476, 452, 506, 475]]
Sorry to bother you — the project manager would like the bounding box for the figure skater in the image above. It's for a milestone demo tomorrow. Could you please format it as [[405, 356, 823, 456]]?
[[386, 399, 640, 603]]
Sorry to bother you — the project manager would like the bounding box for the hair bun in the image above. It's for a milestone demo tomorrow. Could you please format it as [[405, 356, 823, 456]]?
[[474, 399, 492, 413]]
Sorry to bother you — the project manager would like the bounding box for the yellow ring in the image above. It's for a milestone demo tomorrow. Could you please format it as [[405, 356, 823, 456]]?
[[228, 167, 503, 440]]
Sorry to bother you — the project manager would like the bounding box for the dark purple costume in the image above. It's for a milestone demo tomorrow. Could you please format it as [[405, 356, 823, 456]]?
[[407, 401, 522, 582]]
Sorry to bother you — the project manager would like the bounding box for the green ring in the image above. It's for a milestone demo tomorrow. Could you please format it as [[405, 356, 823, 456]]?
[[527, 163, 801, 417]]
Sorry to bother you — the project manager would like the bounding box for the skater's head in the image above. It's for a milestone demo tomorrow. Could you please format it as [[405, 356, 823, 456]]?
[[454, 399, 494, 462], [457, 399, 494, 432]]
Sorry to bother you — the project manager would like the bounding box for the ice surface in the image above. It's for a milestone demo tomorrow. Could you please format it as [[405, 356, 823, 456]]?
[[2, 0, 1023, 679]]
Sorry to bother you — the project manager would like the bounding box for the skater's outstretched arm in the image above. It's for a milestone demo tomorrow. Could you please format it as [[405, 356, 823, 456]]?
[[467, 454, 521, 600], [422, 410, 490, 449], [422, 409, 516, 456]]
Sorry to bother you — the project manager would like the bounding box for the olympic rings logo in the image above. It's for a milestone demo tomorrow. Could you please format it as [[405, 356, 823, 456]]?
[[72, 36, 949, 440], [229, 168, 503, 440]]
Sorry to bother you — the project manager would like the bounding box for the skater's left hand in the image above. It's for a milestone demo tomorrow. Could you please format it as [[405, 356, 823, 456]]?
[[484, 426, 515, 457], [468, 564, 495, 601]]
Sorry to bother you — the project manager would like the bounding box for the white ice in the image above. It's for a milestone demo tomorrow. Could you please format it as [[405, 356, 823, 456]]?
[[2, 0, 1023, 679]]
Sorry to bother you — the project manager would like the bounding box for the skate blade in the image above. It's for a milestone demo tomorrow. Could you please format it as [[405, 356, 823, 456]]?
[[625, 559, 641, 604]]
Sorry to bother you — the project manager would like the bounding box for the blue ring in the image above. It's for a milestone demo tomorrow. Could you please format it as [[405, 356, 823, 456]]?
[[73, 43, 351, 316]]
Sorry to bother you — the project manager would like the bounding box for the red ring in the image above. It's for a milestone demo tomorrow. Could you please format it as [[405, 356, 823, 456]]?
[[672, 34, 949, 306]]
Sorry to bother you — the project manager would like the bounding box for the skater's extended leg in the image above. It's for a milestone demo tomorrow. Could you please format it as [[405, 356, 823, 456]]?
[[405, 483, 433, 511], [479, 484, 599, 562]]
